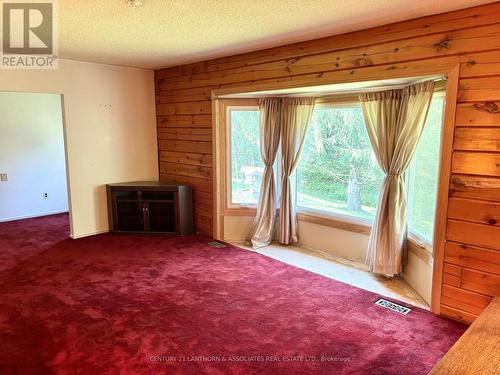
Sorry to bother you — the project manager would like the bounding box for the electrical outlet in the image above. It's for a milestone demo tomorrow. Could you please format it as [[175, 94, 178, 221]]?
[[43, 192, 48, 199], [0, 173, 7, 182]]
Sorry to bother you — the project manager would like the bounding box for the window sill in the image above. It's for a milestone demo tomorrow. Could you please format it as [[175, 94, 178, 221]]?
[[223, 206, 371, 234], [407, 237, 433, 265], [222, 207, 434, 262], [297, 211, 371, 235], [222, 206, 256, 216]]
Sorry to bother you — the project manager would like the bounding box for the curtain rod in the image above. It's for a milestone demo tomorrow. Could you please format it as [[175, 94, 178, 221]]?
[[218, 76, 447, 100]]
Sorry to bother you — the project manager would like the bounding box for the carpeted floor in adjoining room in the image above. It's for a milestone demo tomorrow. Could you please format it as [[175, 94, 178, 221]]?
[[0, 214, 466, 374]]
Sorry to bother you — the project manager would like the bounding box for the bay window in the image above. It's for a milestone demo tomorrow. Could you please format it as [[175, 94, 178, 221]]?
[[226, 94, 444, 250], [296, 104, 383, 222]]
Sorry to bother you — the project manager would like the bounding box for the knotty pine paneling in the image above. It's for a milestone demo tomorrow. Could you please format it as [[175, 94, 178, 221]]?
[[451, 151, 500, 177], [158, 140, 212, 154], [439, 304, 479, 323], [444, 241, 500, 275], [155, 2, 500, 321], [159, 161, 212, 180], [459, 51, 500, 78], [453, 127, 500, 151], [159, 150, 212, 167], [455, 101, 500, 126], [458, 76, 500, 102], [156, 101, 212, 116], [449, 174, 500, 202], [442, 262, 500, 296], [160, 24, 500, 91], [441, 284, 493, 316], [461, 268, 500, 296], [156, 114, 212, 128], [157, 128, 212, 142], [447, 219, 500, 251], [443, 263, 462, 288], [447, 197, 500, 226]]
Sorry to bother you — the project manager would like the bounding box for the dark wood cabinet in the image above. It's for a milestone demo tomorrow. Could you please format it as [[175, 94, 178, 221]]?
[[106, 182, 193, 235]]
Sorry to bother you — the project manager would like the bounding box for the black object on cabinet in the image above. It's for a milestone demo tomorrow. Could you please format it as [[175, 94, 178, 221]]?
[[106, 181, 193, 235]]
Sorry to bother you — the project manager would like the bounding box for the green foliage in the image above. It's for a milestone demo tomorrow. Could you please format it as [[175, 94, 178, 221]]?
[[406, 96, 444, 241], [230, 110, 262, 203], [229, 97, 444, 240], [230, 110, 262, 171], [297, 106, 383, 215]]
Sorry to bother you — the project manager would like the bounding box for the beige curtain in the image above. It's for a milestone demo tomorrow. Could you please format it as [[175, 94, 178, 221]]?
[[278, 97, 316, 244], [246, 98, 282, 249], [360, 81, 434, 276]]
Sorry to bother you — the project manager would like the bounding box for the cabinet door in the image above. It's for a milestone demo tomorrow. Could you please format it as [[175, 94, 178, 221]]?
[[115, 200, 144, 232], [146, 200, 177, 233]]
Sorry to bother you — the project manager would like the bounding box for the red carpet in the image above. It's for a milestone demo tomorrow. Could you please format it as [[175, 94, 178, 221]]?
[[0, 214, 465, 374]]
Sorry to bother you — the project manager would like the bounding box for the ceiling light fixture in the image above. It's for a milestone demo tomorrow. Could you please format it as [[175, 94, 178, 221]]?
[[127, 0, 144, 7]]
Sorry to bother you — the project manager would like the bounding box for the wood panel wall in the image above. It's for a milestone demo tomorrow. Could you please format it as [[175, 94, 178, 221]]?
[[155, 2, 500, 322]]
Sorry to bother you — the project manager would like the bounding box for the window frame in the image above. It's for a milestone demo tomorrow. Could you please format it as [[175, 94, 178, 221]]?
[[219, 91, 446, 252], [405, 91, 446, 251], [225, 104, 261, 209], [295, 99, 377, 229]]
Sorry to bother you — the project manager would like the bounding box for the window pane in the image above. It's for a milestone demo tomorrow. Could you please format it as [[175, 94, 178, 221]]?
[[297, 106, 383, 220], [407, 96, 444, 243], [230, 110, 263, 204]]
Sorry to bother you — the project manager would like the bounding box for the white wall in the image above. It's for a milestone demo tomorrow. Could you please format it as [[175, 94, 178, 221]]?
[[402, 252, 433, 304], [0, 92, 68, 221], [0, 59, 158, 238]]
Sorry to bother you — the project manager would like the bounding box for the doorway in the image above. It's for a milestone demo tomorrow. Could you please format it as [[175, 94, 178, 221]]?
[[0, 91, 71, 235]]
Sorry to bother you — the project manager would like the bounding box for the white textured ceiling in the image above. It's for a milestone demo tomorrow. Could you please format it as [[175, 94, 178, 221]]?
[[58, 0, 494, 69]]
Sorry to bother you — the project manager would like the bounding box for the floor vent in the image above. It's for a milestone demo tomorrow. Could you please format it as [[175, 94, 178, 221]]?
[[375, 298, 412, 315], [208, 241, 227, 248]]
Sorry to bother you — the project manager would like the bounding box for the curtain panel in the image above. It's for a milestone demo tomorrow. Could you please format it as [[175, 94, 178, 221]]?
[[246, 97, 315, 248], [246, 98, 282, 248], [278, 97, 316, 245], [360, 80, 435, 276]]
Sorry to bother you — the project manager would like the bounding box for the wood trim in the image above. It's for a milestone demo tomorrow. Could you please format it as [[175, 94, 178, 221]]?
[[407, 238, 433, 265], [222, 98, 259, 214], [212, 98, 223, 239], [296, 212, 371, 235], [431, 64, 460, 314], [222, 207, 257, 217], [213, 98, 260, 239]]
